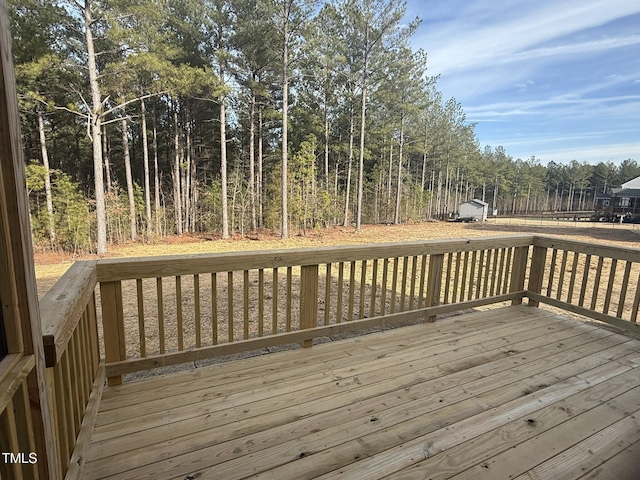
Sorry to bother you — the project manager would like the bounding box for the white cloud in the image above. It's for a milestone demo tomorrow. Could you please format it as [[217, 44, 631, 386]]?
[[466, 95, 640, 121], [413, 0, 640, 75], [532, 143, 640, 164]]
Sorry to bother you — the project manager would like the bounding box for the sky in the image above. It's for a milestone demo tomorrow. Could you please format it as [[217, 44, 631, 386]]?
[[405, 0, 640, 166]]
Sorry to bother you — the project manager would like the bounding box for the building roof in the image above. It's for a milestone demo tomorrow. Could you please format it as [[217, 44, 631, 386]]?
[[615, 188, 640, 197], [461, 199, 489, 208], [622, 176, 640, 189]]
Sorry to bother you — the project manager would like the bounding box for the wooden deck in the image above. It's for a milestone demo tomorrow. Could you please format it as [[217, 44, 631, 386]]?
[[80, 305, 640, 480]]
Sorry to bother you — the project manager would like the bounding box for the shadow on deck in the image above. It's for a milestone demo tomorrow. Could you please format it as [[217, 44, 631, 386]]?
[[81, 305, 640, 479]]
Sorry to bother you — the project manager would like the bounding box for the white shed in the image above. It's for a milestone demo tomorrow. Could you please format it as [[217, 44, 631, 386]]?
[[459, 199, 488, 221]]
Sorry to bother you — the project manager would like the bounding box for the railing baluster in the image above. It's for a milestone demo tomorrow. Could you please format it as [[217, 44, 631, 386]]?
[[337, 262, 344, 323], [443, 253, 452, 304], [476, 250, 485, 300], [194, 274, 201, 348], [482, 250, 492, 298], [272, 268, 278, 334], [400, 256, 409, 312], [578, 255, 591, 307], [325, 264, 332, 326], [228, 271, 234, 342], [88, 291, 100, 372], [502, 248, 512, 294], [452, 252, 462, 302], [426, 254, 444, 322], [53, 365, 69, 467], [286, 267, 292, 332], [211, 273, 217, 345], [157, 278, 165, 353], [370, 259, 378, 318], [244, 270, 250, 340], [566, 252, 579, 303], [409, 256, 418, 309], [258, 269, 264, 336], [490, 249, 500, 296], [62, 352, 75, 452], [631, 269, 640, 323], [556, 251, 568, 301], [359, 260, 367, 318], [617, 261, 632, 318], [176, 276, 183, 351], [461, 251, 469, 300], [468, 250, 477, 301], [546, 249, 558, 297], [390, 257, 399, 313], [418, 254, 427, 308], [80, 311, 91, 392], [136, 279, 146, 357], [68, 333, 81, 431], [590, 257, 604, 311], [380, 259, 388, 315], [15, 382, 38, 478], [603, 259, 618, 315], [0, 398, 22, 480], [348, 261, 356, 321]]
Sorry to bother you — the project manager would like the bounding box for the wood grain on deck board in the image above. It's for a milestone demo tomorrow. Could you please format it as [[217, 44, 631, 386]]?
[[80, 306, 640, 480]]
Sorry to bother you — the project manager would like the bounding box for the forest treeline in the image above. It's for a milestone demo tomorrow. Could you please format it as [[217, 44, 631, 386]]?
[[10, 0, 639, 254]]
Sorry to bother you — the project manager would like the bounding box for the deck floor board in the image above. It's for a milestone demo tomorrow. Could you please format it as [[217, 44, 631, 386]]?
[[80, 306, 640, 479]]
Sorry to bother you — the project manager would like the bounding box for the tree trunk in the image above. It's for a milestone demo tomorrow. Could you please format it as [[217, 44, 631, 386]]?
[[386, 136, 393, 222], [121, 111, 137, 241], [184, 114, 192, 233], [173, 104, 183, 235], [220, 93, 229, 239], [394, 111, 405, 224], [152, 103, 160, 233], [356, 59, 368, 231], [102, 125, 112, 194], [343, 109, 354, 226], [281, 2, 290, 239], [324, 91, 329, 191], [258, 105, 264, 227], [83, 0, 107, 254], [249, 88, 257, 230], [37, 108, 55, 248], [140, 98, 152, 237]]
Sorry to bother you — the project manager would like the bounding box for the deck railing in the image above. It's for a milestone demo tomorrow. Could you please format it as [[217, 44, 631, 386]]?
[[0, 355, 39, 480], [34, 233, 640, 477], [527, 237, 640, 332], [94, 235, 533, 384], [39, 261, 104, 479]]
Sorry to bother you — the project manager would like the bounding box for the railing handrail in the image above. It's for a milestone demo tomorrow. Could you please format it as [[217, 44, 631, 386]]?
[[95, 235, 535, 282], [533, 235, 640, 263], [40, 260, 97, 367]]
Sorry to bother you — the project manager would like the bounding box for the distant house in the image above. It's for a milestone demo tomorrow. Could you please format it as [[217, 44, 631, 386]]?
[[459, 199, 488, 221], [594, 175, 640, 222]]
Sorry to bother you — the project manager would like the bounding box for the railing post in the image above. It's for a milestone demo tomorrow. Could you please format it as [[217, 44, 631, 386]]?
[[527, 246, 548, 307], [510, 246, 530, 305], [99, 281, 126, 385], [426, 254, 444, 322], [299, 264, 319, 348]]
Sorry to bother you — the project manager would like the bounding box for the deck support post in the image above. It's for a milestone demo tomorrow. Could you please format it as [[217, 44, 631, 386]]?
[[510, 246, 530, 305], [99, 281, 126, 385], [527, 245, 548, 307], [426, 254, 444, 322], [299, 264, 319, 348]]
